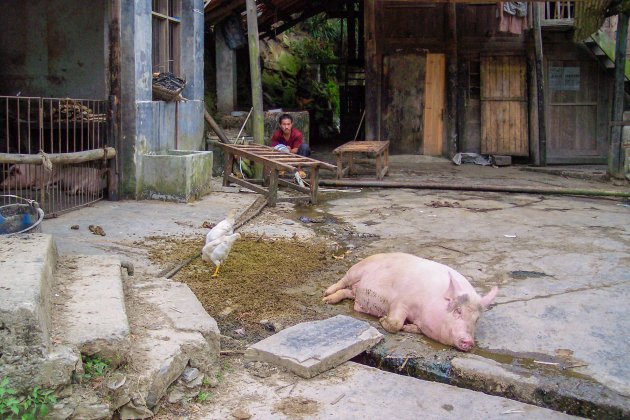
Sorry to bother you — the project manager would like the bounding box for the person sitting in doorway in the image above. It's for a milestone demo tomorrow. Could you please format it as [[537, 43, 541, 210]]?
[[271, 113, 311, 157]]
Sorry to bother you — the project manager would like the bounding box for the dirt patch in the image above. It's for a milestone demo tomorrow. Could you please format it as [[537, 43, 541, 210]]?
[[274, 396, 321, 418], [142, 235, 348, 346]]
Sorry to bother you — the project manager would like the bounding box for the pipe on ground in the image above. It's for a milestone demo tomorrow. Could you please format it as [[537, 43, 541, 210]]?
[[319, 179, 630, 198]]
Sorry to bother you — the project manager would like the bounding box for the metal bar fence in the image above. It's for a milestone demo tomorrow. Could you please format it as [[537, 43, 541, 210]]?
[[0, 96, 109, 217]]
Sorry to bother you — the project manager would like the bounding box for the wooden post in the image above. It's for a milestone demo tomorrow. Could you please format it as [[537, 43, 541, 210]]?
[[445, 3, 458, 158], [108, 0, 122, 200], [246, 0, 265, 177], [609, 11, 629, 178], [532, 3, 547, 166], [364, 0, 382, 140]]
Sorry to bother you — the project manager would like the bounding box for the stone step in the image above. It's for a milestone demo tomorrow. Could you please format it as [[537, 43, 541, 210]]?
[[51, 255, 131, 365], [114, 279, 221, 418], [0, 234, 78, 393]]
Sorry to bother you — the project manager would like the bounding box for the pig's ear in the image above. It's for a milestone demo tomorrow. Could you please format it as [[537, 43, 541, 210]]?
[[444, 272, 463, 302], [480, 286, 498, 309]]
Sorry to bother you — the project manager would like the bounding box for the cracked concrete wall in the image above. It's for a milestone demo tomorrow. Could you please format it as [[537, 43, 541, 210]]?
[[120, 0, 205, 199], [0, 0, 107, 98]]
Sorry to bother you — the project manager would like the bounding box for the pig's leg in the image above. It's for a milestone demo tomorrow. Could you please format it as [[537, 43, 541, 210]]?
[[401, 323, 421, 334], [323, 273, 360, 296], [322, 289, 355, 304], [379, 303, 408, 333]]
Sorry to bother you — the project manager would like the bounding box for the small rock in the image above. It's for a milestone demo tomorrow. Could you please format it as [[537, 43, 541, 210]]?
[[271, 321, 284, 332], [185, 374, 204, 389], [107, 373, 127, 390], [70, 225, 79, 230], [232, 408, 252, 419], [220, 306, 234, 317], [259, 319, 274, 332], [168, 388, 185, 404], [181, 367, 200, 383], [234, 328, 246, 336]]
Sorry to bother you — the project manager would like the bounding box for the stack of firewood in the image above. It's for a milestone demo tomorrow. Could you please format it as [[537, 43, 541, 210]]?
[[52, 101, 106, 122]]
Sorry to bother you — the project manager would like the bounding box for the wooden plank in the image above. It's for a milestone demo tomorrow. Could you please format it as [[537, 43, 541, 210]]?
[[481, 55, 529, 156], [423, 53, 445, 156], [381, 54, 426, 154]]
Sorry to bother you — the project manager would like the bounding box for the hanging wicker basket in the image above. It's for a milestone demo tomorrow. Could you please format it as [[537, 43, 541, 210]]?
[[152, 72, 187, 102]]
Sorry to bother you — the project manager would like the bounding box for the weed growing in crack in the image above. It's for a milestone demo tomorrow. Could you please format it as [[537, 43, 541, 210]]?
[[0, 378, 57, 420], [82, 355, 111, 379], [197, 391, 213, 402]]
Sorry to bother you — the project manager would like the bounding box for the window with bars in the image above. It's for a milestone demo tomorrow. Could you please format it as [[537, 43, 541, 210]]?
[[152, 0, 182, 75]]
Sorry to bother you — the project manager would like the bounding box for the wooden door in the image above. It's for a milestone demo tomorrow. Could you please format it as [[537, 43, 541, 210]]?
[[423, 54, 445, 156], [381, 54, 426, 154], [481, 56, 529, 156], [546, 60, 606, 163]]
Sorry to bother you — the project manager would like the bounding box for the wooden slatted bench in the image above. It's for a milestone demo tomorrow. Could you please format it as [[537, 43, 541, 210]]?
[[332, 140, 390, 180], [215, 143, 336, 206]]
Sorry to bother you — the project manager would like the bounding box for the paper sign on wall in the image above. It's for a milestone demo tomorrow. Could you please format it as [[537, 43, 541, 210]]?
[[549, 67, 580, 91]]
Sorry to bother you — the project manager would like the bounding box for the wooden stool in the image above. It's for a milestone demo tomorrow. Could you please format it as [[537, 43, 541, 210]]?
[[332, 140, 390, 180]]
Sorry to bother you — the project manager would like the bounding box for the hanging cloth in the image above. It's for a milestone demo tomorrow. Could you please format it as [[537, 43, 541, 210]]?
[[498, 2, 527, 35]]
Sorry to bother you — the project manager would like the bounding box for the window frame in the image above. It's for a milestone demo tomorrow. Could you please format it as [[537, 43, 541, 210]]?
[[151, 0, 182, 76]]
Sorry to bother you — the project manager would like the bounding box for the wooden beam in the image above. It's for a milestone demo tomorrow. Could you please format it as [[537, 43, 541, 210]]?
[[108, 0, 122, 200], [364, 0, 382, 140], [609, 11, 629, 178], [445, 3, 458, 158], [533, 3, 547, 166], [246, 0, 265, 180], [0, 148, 117, 165]]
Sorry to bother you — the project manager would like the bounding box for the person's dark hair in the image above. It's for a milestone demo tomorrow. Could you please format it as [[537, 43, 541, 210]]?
[[278, 113, 293, 124]]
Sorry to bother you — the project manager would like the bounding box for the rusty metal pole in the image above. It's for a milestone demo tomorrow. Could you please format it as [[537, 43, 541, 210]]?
[[246, 0, 265, 178]]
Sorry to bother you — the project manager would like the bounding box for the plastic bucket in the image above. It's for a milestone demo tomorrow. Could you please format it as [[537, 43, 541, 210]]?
[[0, 196, 45, 235]]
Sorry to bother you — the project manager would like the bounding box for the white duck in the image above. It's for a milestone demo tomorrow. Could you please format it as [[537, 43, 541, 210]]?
[[205, 209, 237, 244], [202, 232, 241, 277]]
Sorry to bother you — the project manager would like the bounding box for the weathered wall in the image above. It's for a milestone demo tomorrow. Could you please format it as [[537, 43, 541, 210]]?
[[120, 0, 205, 198], [365, 2, 531, 156], [0, 0, 107, 99]]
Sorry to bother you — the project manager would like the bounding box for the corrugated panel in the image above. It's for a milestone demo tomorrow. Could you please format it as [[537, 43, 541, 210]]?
[[574, 0, 611, 41]]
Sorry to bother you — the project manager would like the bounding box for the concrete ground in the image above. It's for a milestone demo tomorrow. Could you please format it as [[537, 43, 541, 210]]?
[[41, 158, 630, 418]]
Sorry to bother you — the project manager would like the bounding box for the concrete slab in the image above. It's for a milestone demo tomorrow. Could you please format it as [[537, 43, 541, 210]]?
[[326, 188, 630, 416], [132, 280, 220, 347], [0, 234, 56, 348], [40, 184, 259, 271], [198, 361, 577, 419], [52, 255, 131, 363], [0, 234, 80, 393], [124, 328, 216, 412], [118, 275, 221, 415], [245, 315, 383, 378]]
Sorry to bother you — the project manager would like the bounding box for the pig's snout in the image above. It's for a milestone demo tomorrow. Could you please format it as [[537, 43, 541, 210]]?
[[456, 337, 474, 352]]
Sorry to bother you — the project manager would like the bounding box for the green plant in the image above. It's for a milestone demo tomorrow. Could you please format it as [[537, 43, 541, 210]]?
[[0, 379, 57, 420], [82, 355, 110, 379], [197, 391, 212, 402]]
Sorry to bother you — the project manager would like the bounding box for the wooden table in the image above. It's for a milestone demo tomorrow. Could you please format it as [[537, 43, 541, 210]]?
[[215, 143, 336, 206], [332, 140, 390, 180]]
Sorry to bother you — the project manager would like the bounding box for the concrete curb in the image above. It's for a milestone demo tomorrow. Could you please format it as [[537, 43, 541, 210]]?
[[362, 344, 630, 419]]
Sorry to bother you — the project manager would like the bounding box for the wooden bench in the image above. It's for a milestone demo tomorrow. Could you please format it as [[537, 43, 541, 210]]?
[[215, 143, 336, 206], [332, 140, 390, 180]]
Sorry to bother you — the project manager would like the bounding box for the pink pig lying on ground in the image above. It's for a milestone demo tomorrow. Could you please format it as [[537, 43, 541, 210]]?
[[323, 253, 498, 351]]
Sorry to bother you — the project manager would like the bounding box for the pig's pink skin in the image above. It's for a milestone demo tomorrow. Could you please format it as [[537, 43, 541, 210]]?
[[0, 164, 60, 189], [59, 167, 105, 194], [323, 253, 498, 352]]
